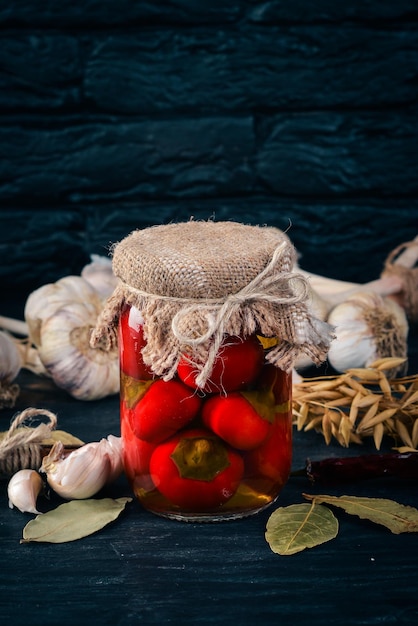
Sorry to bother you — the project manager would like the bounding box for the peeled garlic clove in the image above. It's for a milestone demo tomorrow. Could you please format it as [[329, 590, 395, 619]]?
[[327, 292, 408, 374], [101, 435, 124, 482], [81, 254, 118, 300], [8, 469, 43, 514], [40, 440, 112, 500]]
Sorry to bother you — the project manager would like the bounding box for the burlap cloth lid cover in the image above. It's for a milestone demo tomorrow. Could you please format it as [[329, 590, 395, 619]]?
[[91, 221, 334, 387]]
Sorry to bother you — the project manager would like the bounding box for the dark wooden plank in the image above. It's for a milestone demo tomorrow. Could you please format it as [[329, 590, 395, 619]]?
[[0, 1, 240, 26], [256, 109, 418, 196], [1, 26, 416, 112], [84, 26, 418, 114], [248, 0, 418, 24], [1, 109, 416, 202], [0, 117, 255, 201], [1, 0, 417, 26], [0, 35, 82, 111]]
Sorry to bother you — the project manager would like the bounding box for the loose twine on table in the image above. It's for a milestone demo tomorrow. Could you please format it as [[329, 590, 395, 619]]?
[[0, 408, 57, 477]]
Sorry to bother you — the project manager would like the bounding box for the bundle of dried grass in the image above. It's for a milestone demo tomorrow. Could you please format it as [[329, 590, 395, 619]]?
[[293, 357, 418, 450]]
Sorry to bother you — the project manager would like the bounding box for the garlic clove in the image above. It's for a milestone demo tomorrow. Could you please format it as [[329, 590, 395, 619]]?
[[8, 469, 44, 514], [81, 254, 118, 300], [0, 330, 22, 383], [101, 435, 124, 482], [327, 291, 408, 375], [0, 330, 22, 408], [40, 440, 113, 500], [294, 284, 331, 371]]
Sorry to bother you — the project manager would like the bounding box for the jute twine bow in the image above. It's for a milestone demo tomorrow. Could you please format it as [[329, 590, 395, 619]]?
[[169, 241, 309, 387], [382, 240, 418, 324], [0, 408, 57, 477]]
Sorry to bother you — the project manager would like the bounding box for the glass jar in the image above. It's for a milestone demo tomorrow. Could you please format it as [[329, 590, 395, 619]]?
[[119, 303, 292, 522]]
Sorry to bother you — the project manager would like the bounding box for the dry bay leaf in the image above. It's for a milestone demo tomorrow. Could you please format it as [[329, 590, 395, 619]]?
[[304, 494, 418, 535], [265, 502, 339, 555], [21, 497, 132, 544], [41, 430, 85, 447]]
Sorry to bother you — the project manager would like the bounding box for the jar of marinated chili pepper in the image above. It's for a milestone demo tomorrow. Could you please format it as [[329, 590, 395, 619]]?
[[91, 221, 332, 522]]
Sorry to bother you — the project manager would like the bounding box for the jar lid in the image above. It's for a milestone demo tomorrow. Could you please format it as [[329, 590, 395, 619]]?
[[91, 221, 334, 383], [112, 221, 292, 299]]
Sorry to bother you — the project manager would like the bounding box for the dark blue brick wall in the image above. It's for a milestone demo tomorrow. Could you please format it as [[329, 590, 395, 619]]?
[[0, 1, 417, 299]]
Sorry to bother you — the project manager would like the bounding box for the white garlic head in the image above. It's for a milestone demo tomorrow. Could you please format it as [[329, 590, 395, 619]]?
[[40, 436, 123, 500], [8, 469, 44, 514], [24, 276, 119, 400], [327, 291, 409, 374], [0, 330, 22, 407]]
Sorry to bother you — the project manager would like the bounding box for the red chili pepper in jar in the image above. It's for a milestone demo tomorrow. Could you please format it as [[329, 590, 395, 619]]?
[[119, 305, 154, 380], [128, 379, 202, 444], [177, 334, 264, 393], [202, 392, 272, 450], [149, 428, 244, 511]]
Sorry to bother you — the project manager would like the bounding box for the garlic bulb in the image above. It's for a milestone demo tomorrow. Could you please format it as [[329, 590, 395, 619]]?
[[24, 276, 119, 400], [81, 254, 118, 300], [294, 284, 330, 371], [40, 436, 123, 500], [25, 276, 102, 347], [0, 330, 21, 383], [0, 330, 22, 408], [8, 469, 43, 514], [327, 292, 408, 375]]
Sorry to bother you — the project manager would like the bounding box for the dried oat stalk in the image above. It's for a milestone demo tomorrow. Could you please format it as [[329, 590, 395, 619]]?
[[293, 357, 418, 450]]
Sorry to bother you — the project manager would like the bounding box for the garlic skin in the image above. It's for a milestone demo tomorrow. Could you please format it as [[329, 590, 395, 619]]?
[[24, 276, 119, 401], [25, 276, 99, 346], [40, 436, 123, 500], [81, 254, 118, 301], [327, 292, 408, 375], [105, 434, 124, 481], [0, 330, 21, 383], [8, 469, 43, 514], [0, 330, 22, 407], [294, 284, 330, 371]]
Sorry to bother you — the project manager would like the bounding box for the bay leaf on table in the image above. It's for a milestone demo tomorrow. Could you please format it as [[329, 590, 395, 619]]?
[[21, 497, 132, 544], [304, 494, 418, 534], [41, 430, 85, 447], [265, 502, 339, 555]]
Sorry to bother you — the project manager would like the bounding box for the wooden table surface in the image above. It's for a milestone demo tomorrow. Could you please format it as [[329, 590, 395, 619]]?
[[1, 330, 417, 626]]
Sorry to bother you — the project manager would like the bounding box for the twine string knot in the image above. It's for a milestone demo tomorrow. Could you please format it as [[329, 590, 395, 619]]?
[[170, 241, 310, 387]]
